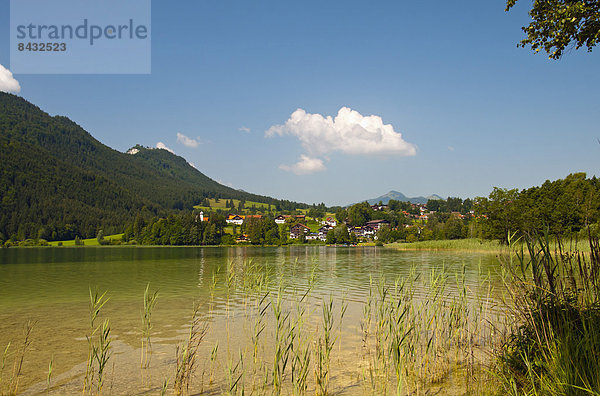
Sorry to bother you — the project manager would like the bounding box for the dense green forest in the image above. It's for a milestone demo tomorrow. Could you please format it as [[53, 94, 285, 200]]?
[[0, 93, 308, 243]]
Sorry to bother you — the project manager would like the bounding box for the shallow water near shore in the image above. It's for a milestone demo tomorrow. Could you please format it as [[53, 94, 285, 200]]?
[[0, 246, 506, 394]]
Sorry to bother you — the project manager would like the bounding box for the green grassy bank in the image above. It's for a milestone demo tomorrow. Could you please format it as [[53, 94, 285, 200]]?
[[387, 237, 592, 253], [386, 238, 507, 252], [47, 234, 124, 246]]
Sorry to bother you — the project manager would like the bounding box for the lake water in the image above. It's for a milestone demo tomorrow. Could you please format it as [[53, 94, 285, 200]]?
[[0, 246, 506, 394]]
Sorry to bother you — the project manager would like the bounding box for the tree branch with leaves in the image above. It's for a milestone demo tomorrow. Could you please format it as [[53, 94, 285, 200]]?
[[507, 0, 600, 59]]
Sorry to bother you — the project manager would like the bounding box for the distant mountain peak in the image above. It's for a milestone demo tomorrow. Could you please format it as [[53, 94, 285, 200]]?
[[362, 191, 442, 205], [427, 194, 443, 201]]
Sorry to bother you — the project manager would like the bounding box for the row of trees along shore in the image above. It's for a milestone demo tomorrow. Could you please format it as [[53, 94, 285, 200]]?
[[2, 173, 597, 247], [48, 172, 598, 247]]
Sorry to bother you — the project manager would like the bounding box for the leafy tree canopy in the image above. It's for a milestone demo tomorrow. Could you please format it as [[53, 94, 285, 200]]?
[[507, 0, 600, 59]]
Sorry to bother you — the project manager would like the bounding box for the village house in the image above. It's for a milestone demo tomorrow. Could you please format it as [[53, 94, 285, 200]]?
[[349, 225, 375, 238], [305, 233, 320, 241], [275, 214, 307, 224], [289, 223, 310, 239], [401, 210, 419, 220], [371, 204, 388, 211], [318, 225, 333, 241], [451, 212, 465, 219], [226, 215, 245, 225], [196, 211, 209, 222], [365, 219, 391, 231], [318, 225, 333, 235], [321, 217, 337, 227], [236, 234, 249, 243]]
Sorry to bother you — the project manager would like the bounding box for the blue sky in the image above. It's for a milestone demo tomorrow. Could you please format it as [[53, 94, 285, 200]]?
[[1, 0, 598, 206]]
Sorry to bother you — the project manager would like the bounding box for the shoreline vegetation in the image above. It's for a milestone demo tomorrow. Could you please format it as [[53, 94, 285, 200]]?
[[387, 237, 593, 253], [3, 174, 598, 254], [387, 238, 508, 252], [2, 238, 514, 251], [4, 169, 599, 252], [47, 234, 124, 246], [496, 234, 600, 394], [9, 236, 588, 255]]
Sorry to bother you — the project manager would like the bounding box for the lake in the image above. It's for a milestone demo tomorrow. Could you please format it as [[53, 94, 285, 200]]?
[[0, 246, 506, 395]]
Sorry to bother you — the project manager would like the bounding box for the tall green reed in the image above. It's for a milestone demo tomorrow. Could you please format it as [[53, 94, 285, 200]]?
[[46, 356, 53, 395], [315, 296, 336, 396], [140, 283, 159, 370], [174, 303, 208, 396], [0, 321, 35, 396], [359, 263, 496, 395], [93, 319, 112, 394], [497, 232, 600, 395], [271, 284, 292, 394], [83, 287, 110, 395], [0, 343, 10, 395]]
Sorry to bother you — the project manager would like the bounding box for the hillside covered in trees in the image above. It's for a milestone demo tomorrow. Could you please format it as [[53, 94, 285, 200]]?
[[0, 93, 308, 242]]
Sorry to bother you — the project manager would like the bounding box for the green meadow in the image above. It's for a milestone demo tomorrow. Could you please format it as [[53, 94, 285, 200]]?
[[387, 237, 593, 253], [47, 234, 124, 246], [193, 198, 272, 212]]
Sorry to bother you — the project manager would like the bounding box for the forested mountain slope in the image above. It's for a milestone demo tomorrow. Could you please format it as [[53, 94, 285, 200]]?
[[0, 93, 301, 241]]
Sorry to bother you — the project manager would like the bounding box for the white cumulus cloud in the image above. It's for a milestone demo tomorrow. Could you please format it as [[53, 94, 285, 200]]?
[[0, 64, 21, 93], [156, 142, 174, 153], [279, 155, 326, 175], [239, 126, 251, 133], [266, 107, 416, 157], [176, 132, 200, 148]]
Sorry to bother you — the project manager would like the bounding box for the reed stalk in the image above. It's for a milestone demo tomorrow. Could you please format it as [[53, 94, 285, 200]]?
[[46, 356, 53, 395], [93, 319, 112, 394], [209, 342, 218, 386], [271, 284, 292, 394], [83, 287, 109, 395], [0, 342, 11, 394], [160, 378, 169, 396], [225, 349, 244, 395], [140, 283, 159, 369], [315, 296, 336, 395], [174, 303, 208, 396], [290, 296, 311, 396], [6, 321, 34, 396], [497, 232, 600, 395]]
